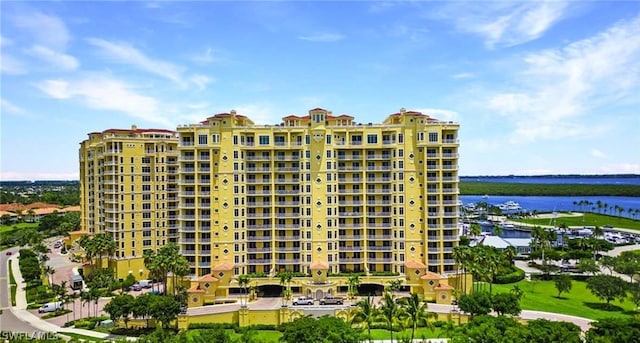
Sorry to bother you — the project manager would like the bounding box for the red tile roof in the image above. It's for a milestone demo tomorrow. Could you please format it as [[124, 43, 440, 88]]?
[[404, 260, 427, 269], [310, 261, 329, 270], [212, 262, 234, 271], [420, 272, 443, 280]]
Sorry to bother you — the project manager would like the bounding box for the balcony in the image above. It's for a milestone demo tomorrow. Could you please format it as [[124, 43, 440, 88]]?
[[247, 202, 272, 207], [338, 235, 363, 240], [275, 236, 300, 241], [367, 258, 393, 263], [246, 179, 271, 184], [339, 246, 364, 252], [248, 259, 272, 264], [275, 189, 300, 195], [247, 247, 272, 253], [339, 258, 364, 263], [367, 211, 391, 217], [246, 156, 272, 161], [247, 236, 272, 241], [246, 168, 271, 172], [338, 212, 363, 217], [275, 259, 299, 264], [247, 213, 272, 218], [277, 247, 300, 252], [367, 235, 392, 240], [337, 189, 363, 194], [367, 246, 393, 251]]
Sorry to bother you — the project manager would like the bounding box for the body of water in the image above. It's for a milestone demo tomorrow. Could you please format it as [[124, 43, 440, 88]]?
[[460, 195, 640, 217], [461, 175, 640, 185]]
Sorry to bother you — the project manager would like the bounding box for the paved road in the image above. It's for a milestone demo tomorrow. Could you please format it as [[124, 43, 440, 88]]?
[[0, 246, 49, 335]]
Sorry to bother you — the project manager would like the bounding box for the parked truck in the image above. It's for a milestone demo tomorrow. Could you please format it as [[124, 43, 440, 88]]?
[[319, 295, 344, 305]]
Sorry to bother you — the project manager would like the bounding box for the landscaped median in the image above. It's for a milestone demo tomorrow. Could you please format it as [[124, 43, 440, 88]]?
[[8, 260, 17, 306]]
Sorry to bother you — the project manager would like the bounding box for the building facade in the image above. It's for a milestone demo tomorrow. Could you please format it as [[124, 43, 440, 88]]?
[[79, 108, 460, 285], [79, 126, 179, 277], [175, 108, 459, 278]]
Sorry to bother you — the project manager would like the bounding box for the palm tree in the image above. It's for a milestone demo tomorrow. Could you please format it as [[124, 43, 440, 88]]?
[[379, 292, 402, 343], [386, 279, 402, 298], [347, 274, 361, 300], [400, 292, 435, 342], [492, 223, 503, 237], [469, 223, 481, 237], [279, 271, 294, 306], [237, 274, 251, 307], [44, 265, 55, 286], [350, 295, 377, 343], [453, 245, 471, 295]]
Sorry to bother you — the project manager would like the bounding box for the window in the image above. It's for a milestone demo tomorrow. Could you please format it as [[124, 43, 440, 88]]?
[[429, 132, 438, 142], [417, 132, 425, 141], [259, 135, 270, 145], [367, 134, 378, 144], [198, 134, 208, 145], [326, 135, 332, 144], [212, 134, 220, 143], [398, 134, 404, 143]]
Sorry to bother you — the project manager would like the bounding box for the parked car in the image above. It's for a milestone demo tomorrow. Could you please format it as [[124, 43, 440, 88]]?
[[138, 279, 153, 289], [319, 295, 343, 305], [38, 301, 62, 313], [130, 283, 142, 291], [292, 296, 315, 305]]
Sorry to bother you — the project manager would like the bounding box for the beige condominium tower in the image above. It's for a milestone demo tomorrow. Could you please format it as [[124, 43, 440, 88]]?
[[79, 126, 179, 277], [175, 108, 460, 279]]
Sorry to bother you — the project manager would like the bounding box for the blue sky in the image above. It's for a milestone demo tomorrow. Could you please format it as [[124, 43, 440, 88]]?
[[1, 1, 639, 180]]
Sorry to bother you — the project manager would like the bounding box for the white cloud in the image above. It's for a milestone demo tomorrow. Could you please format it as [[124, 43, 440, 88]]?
[[190, 48, 218, 64], [438, 2, 568, 48], [0, 35, 13, 47], [298, 33, 345, 42], [0, 54, 27, 74], [189, 74, 214, 90], [452, 72, 475, 79], [591, 149, 606, 159], [35, 77, 172, 126], [26, 45, 79, 70], [599, 163, 640, 174], [10, 12, 70, 50], [0, 98, 37, 119], [231, 103, 281, 124], [487, 14, 640, 143], [86, 38, 186, 86]]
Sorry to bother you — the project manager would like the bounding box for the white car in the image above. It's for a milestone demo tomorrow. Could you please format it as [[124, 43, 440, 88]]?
[[292, 296, 314, 305]]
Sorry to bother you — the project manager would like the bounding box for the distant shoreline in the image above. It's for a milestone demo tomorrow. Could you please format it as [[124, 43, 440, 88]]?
[[460, 182, 640, 197]]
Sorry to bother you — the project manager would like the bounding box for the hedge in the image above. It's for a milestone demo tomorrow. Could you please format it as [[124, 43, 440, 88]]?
[[494, 267, 525, 284]]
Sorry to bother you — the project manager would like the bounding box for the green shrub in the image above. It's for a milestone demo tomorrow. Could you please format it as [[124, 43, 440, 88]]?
[[245, 324, 278, 331], [494, 266, 525, 284], [42, 309, 72, 319]]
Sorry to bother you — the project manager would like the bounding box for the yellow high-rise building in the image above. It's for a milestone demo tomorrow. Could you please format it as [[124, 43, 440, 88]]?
[[176, 108, 460, 278], [78, 108, 461, 296], [79, 126, 179, 277]]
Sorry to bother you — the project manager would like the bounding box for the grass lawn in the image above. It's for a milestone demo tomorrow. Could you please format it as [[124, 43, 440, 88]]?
[[59, 332, 105, 342], [512, 212, 640, 231], [492, 279, 637, 320], [8, 261, 17, 306], [0, 222, 38, 233], [231, 330, 282, 342], [369, 328, 442, 340]]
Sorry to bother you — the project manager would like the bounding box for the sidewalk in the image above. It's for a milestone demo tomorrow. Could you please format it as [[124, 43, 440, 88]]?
[[8, 254, 130, 341]]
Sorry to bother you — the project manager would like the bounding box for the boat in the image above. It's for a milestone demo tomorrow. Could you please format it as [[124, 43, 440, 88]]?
[[498, 201, 522, 212]]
